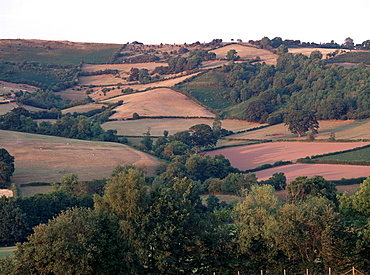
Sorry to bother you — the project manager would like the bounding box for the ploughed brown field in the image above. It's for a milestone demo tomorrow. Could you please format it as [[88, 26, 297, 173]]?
[[256, 164, 370, 184], [207, 142, 370, 171]]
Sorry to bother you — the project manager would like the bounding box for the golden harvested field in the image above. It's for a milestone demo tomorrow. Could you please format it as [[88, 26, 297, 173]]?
[[61, 72, 201, 101], [102, 88, 215, 119], [0, 189, 13, 197], [207, 141, 370, 171], [81, 63, 165, 73], [0, 130, 162, 185], [102, 118, 259, 136], [256, 164, 370, 184], [0, 80, 38, 94], [61, 103, 108, 114], [228, 120, 370, 141], [79, 74, 125, 86], [210, 44, 279, 65], [0, 102, 18, 115], [0, 102, 45, 115], [288, 47, 349, 59]]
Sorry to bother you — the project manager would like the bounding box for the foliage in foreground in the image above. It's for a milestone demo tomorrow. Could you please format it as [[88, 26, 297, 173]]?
[[2, 167, 370, 274]]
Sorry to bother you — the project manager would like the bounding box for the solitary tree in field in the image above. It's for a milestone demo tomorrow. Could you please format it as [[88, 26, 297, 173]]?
[[284, 109, 319, 137], [226, 49, 239, 61]]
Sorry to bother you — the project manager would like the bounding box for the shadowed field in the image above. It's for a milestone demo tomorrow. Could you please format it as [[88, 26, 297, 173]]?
[[102, 118, 260, 136], [0, 130, 162, 185]]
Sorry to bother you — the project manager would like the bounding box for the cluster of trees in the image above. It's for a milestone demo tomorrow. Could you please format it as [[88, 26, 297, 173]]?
[[0, 149, 14, 188], [153, 49, 215, 75], [2, 165, 370, 274], [123, 54, 160, 63], [0, 61, 80, 91], [0, 174, 106, 247], [248, 36, 369, 50], [137, 123, 228, 155], [0, 107, 123, 142], [190, 50, 370, 123]]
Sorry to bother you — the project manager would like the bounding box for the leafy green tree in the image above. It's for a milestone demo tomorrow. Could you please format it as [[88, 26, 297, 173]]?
[[221, 173, 249, 195], [94, 166, 148, 273], [139, 177, 205, 274], [343, 37, 355, 49], [310, 50, 323, 59], [338, 177, 370, 269], [226, 49, 240, 61], [139, 128, 153, 152], [15, 207, 128, 275], [274, 197, 350, 273], [189, 124, 218, 150], [260, 172, 286, 190], [284, 109, 319, 137], [0, 197, 29, 246], [243, 99, 270, 123], [0, 148, 15, 187], [276, 44, 288, 55], [233, 184, 280, 270], [287, 175, 337, 204]]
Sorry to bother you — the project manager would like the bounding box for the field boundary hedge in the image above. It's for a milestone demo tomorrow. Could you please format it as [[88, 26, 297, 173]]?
[[296, 144, 370, 165]]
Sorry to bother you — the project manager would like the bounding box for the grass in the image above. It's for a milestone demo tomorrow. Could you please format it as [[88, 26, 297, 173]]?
[[0, 246, 17, 258], [227, 120, 370, 141], [317, 146, 370, 162], [176, 70, 234, 110], [0, 40, 122, 65], [0, 130, 163, 187], [328, 51, 370, 65]]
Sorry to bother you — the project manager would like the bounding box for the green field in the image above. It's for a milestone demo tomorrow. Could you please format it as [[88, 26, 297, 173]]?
[[0, 246, 17, 258], [0, 40, 122, 65], [176, 71, 234, 110], [328, 52, 370, 65], [317, 146, 370, 162]]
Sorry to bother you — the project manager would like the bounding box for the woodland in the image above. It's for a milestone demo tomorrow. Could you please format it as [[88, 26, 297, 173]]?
[[0, 37, 370, 274]]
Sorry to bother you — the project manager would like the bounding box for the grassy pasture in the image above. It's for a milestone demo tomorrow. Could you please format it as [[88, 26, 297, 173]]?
[[0, 39, 122, 65], [317, 146, 370, 162], [0, 246, 17, 258], [328, 51, 370, 65], [102, 118, 259, 136], [0, 130, 162, 187], [101, 88, 215, 119], [228, 120, 370, 141], [176, 70, 234, 110]]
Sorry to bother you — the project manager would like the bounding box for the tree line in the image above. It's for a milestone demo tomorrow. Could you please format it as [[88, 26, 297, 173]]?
[[1, 163, 370, 274], [0, 106, 124, 143], [178, 50, 370, 123]]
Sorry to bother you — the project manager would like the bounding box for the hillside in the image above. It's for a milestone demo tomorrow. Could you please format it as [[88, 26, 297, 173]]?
[[102, 88, 215, 119], [0, 129, 162, 184]]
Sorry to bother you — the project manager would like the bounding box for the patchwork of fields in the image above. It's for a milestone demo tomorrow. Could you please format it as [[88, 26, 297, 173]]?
[[1, 40, 370, 197]]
